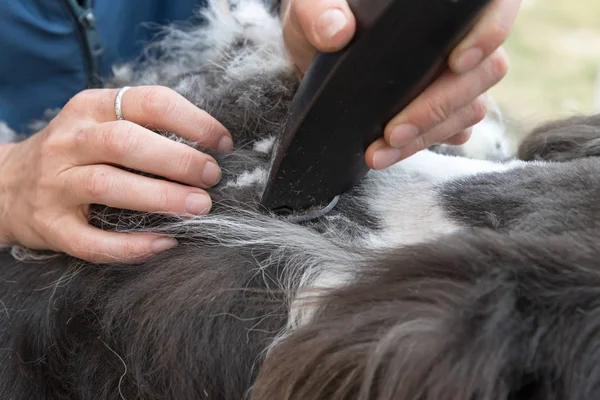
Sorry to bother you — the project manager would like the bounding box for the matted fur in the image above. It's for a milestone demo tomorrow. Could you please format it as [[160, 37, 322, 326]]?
[[1, 1, 600, 399]]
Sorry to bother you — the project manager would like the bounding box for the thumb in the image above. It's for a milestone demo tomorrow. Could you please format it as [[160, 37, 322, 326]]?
[[282, 0, 355, 73]]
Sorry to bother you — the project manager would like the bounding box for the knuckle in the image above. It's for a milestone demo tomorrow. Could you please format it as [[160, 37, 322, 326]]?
[[101, 121, 140, 158], [470, 98, 489, 124], [425, 97, 451, 126], [38, 123, 84, 158], [39, 133, 69, 158], [103, 235, 148, 260], [154, 186, 175, 211], [121, 239, 153, 260], [30, 210, 51, 236], [71, 123, 97, 144], [412, 135, 428, 153], [175, 149, 199, 176], [485, 20, 511, 49], [82, 165, 113, 198], [71, 245, 94, 261], [177, 151, 196, 176], [65, 89, 99, 112], [199, 116, 227, 142], [140, 86, 177, 120], [61, 234, 90, 259]]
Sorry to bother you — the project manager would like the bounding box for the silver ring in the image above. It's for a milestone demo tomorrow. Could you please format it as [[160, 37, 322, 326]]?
[[114, 86, 131, 120]]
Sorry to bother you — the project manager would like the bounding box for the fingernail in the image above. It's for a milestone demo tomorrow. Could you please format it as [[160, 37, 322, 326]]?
[[317, 9, 348, 42], [388, 124, 420, 148], [453, 48, 483, 74], [372, 147, 403, 169], [217, 135, 233, 152], [185, 193, 212, 214], [151, 237, 178, 253], [202, 161, 221, 186]]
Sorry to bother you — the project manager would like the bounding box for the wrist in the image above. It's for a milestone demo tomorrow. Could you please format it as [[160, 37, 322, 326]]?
[[0, 142, 19, 245]]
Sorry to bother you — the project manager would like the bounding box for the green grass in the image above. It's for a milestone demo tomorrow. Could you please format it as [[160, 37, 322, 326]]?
[[489, 0, 600, 129]]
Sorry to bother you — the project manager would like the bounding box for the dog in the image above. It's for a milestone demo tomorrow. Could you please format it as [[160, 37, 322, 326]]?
[[1, 1, 600, 399]]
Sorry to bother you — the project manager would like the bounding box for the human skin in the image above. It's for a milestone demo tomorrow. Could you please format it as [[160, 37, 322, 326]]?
[[0, 0, 521, 263], [0, 86, 232, 263], [279, 0, 522, 169]]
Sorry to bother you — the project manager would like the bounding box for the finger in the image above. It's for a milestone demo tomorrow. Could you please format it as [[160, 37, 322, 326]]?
[[367, 140, 425, 170], [73, 120, 222, 189], [443, 129, 473, 146], [67, 86, 233, 151], [63, 164, 212, 216], [365, 138, 398, 170], [369, 128, 472, 170], [366, 97, 486, 169], [384, 47, 508, 148], [367, 128, 473, 171], [54, 216, 178, 264], [383, 95, 488, 150], [283, 0, 355, 72], [449, 0, 522, 74]]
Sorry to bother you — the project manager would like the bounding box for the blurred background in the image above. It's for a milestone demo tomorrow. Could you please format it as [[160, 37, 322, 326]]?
[[489, 0, 600, 131]]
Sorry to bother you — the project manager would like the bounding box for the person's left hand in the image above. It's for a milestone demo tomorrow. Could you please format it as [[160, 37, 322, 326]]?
[[280, 0, 522, 169]]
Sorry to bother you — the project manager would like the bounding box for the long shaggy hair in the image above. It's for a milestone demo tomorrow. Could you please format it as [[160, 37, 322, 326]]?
[[2, 1, 600, 399]]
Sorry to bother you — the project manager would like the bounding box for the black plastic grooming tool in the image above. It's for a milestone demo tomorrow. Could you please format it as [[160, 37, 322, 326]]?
[[260, 0, 492, 218]]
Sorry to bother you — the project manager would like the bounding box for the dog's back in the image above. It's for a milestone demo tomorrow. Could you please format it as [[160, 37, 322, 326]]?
[[2, 1, 600, 399]]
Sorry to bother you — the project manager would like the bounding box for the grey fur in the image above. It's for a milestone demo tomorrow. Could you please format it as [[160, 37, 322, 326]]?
[[2, 1, 600, 399], [518, 114, 600, 161], [439, 158, 600, 234]]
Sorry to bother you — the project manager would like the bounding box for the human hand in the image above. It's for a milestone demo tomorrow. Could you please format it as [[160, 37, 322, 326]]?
[[0, 86, 232, 263], [280, 0, 522, 169]]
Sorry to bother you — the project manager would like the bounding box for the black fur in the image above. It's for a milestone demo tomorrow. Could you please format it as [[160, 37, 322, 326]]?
[[0, 242, 289, 399], [253, 228, 600, 400], [3, 113, 600, 400], [3, 1, 600, 398]]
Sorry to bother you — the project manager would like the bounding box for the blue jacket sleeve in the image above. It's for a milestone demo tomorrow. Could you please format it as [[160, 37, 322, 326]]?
[[0, 0, 206, 136]]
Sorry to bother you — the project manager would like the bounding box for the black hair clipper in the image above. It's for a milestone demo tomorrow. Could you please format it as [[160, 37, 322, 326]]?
[[260, 0, 492, 219]]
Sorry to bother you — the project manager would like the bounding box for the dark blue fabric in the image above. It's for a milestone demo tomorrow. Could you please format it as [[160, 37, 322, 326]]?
[[0, 0, 206, 134]]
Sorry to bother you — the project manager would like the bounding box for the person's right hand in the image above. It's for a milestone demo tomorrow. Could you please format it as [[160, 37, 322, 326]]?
[[0, 86, 233, 264]]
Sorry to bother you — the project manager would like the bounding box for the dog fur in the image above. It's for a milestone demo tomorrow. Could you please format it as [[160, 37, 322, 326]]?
[[1, 1, 600, 399]]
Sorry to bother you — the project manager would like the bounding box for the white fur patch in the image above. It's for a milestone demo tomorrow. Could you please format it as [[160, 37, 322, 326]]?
[[363, 150, 528, 248], [462, 115, 511, 160], [253, 136, 275, 154], [295, 150, 533, 329], [224, 167, 268, 188], [0, 121, 16, 143]]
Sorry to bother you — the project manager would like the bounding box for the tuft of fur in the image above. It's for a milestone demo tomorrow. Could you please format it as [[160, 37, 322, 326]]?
[[518, 114, 600, 161]]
